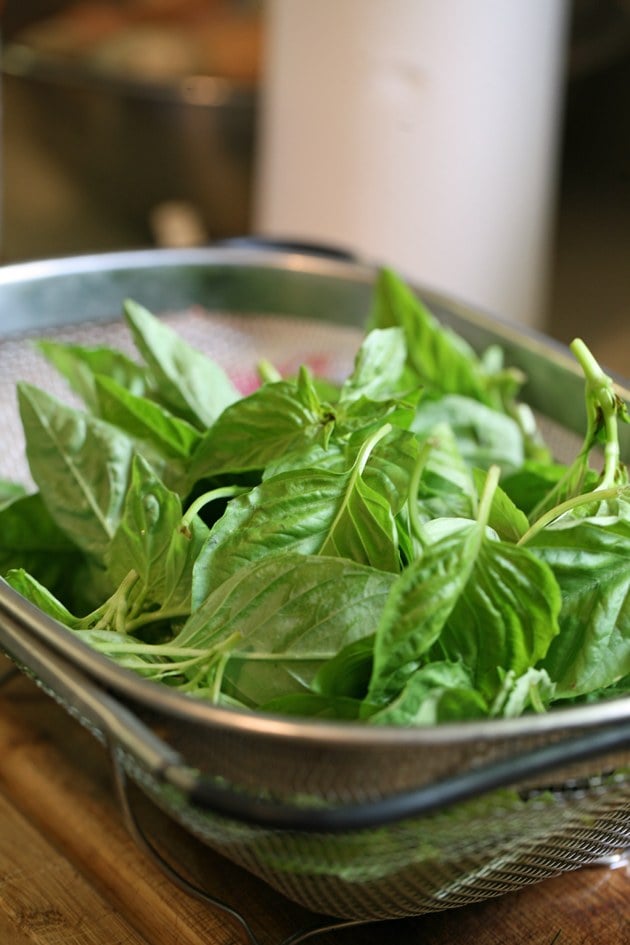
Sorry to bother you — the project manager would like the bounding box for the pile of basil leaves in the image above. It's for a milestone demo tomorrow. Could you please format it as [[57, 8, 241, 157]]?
[[2, 269, 629, 726]]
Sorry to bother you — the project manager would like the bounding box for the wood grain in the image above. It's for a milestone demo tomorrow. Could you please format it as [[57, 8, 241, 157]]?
[[0, 658, 628, 945], [0, 793, 149, 945]]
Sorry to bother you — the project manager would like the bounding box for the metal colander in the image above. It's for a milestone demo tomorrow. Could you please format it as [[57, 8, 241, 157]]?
[[0, 246, 628, 929]]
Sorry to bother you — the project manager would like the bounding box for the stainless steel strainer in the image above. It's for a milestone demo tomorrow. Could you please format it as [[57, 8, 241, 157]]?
[[0, 246, 628, 931]]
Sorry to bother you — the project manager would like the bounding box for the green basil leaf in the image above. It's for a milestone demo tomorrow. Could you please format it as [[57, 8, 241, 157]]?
[[123, 299, 239, 428], [312, 635, 375, 700], [339, 327, 409, 402], [106, 455, 183, 591], [368, 661, 488, 726], [4, 569, 82, 628], [0, 491, 82, 597], [95, 375, 202, 459], [369, 268, 494, 405], [412, 394, 525, 474], [18, 383, 135, 560], [531, 519, 630, 698], [414, 423, 476, 522], [193, 427, 403, 606], [434, 538, 561, 700], [190, 374, 333, 480], [106, 454, 208, 618], [176, 553, 395, 707], [368, 524, 560, 705], [472, 467, 530, 542], [36, 339, 148, 413], [368, 524, 484, 703]]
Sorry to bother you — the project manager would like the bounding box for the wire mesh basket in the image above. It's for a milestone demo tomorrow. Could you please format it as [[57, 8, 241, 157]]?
[[0, 246, 629, 927]]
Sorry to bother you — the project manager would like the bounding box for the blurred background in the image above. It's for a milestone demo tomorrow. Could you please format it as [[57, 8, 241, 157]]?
[[1, 0, 628, 373]]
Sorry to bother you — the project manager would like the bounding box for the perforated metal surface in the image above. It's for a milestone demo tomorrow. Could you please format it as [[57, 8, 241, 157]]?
[[0, 305, 362, 486]]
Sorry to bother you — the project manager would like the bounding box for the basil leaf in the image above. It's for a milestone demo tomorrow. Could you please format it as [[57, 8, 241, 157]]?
[[190, 372, 333, 480], [175, 554, 395, 707], [192, 426, 403, 606], [414, 424, 476, 522], [433, 537, 561, 700], [531, 518, 630, 697], [368, 661, 488, 726], [18, 383, 135, 560], [412, 394, 525, 474], [472, 467, 530, 542], [312, 635, 375, 700], [0, 491, 82, 597], [106, 454, 208, 617], [95, 375, 202, 459], [123, 300, 239, 428], [369, 268, 495, 405], [4, 569, 82, 628], [368, 524, 561, 705], [36, 339, 148, 413], [368, 524, 484, 703], [339, 327, 409, 402]]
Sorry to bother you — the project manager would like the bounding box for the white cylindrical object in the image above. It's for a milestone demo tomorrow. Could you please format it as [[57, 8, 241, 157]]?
[[255, 0, 570, 329]]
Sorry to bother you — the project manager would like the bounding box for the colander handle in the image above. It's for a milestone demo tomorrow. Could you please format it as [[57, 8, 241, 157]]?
[[163, 722, 630, 832]]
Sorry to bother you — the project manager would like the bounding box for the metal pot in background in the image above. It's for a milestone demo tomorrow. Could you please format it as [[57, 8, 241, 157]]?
[[1, 1, 261, 259]]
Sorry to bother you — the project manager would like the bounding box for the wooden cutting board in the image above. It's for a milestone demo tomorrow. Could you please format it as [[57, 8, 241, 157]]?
[[0, 656, 627, 945]]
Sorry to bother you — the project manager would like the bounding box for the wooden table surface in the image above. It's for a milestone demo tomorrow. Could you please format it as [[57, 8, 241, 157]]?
[[0, 655, 628, 945]]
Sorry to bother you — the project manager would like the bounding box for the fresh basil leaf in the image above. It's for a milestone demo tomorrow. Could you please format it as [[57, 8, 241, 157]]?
[[368, 661, 488, 726], [411, 394, 525, 474], [95, 374, 202, 459], [192, 426, 403, 606], [106, 454, 208, 620], [18, 383, 136, 560], [0, 491, 82, 597], [337, 392, 419, 436], [123, 299, 239, 428], [176, 554, 396, 707], [367, 524, 484, 704], [106, 455, 183, 590], [4, 569, 82, 628], [339, 327, 409, 402], [472, 467, 529, 542], [414, 423, 476, 522], [190, 372, 333, 480], [369, 268, 495, 405], [433, 537, 561, 700], [0, 480, 27, 509], [531, 518, 630, 698], [312, 635, 375, 700], [36, 338, 148, 413], [368, 523, 560, 705], [262, 414, 420, 494]]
